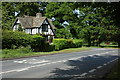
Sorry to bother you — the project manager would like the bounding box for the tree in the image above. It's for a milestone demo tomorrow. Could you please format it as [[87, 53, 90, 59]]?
[[2, 2, 16, 30], [55, 28, 72, 39], [45, 2, 76, 28], [2, 2, 46, 30], [15, 2, 40, 17]]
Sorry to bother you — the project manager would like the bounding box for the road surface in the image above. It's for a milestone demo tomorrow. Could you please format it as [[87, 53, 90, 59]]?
[[1, 48, 119, 79]]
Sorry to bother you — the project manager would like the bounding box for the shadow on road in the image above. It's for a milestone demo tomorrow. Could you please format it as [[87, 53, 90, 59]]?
[[48, 54, 118, 79]]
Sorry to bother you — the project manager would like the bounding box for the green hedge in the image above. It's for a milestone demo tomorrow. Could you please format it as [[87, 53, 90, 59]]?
[[53, 39, 69, 50], [2, 30, 54, 52], [73, 39, 83, 48], [2, 30, 33, 49], [53, 38, 83, 50]]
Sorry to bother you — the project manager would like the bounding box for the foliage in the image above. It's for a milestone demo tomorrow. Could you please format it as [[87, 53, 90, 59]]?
[[73, 39, 83, 48], [2, 30, 33, 49], [2, 2, 16, 30], [53, 38, 83, 50], [2, 2, 46, 30], [53, 38, 69, 50], [56, 28, 72, 39], [2, 30, 55, 52], [2, 2, 120, 47], [45, 2, 75, 28], [30, 35, 44, 51]]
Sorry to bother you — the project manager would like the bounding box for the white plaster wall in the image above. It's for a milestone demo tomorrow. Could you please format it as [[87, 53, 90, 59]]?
[[16, 20, 20, 23], [39, 28, 42, 34], [13, 25, 18, 31], [25, 29, 31, 34], [32, 28, 37, 34], [48, 25, 54, 35]]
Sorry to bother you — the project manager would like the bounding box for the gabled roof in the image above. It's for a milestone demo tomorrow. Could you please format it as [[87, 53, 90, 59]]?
[[14, 16, 56, 29]]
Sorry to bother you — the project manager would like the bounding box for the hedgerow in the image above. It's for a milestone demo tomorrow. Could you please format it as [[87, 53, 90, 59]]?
[[2, 30, 33, 49], [2, 30, 55, 52], [53, 38, 83, 50]]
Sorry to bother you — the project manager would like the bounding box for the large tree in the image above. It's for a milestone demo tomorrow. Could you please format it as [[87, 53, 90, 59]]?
[[2, 2, 46, 30]]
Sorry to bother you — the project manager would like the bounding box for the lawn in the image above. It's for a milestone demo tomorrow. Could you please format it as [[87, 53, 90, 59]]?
[[1, 47, 90, 60]]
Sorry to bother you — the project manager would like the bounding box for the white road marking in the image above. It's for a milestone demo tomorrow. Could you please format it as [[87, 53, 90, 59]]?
[[97, 66, 102, 69], [28, 60, 49, 64], [16, 68, 29, 72], [107, 62, 111, 64], [89, 69, 96, 73], [32, 59, 36, 60], [1, 51, 118, 75], [14, 60, 26, 63], [80, 73, 88, 76], [103, 63, 107, 66], [105, 52, 109, 53], [67, 56, 83, 60], [14, 59, 49, 64], [88, 55, 94, 57]]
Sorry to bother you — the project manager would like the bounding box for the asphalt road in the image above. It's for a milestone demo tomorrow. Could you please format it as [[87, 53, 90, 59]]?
[[1, 48, 119, 79]]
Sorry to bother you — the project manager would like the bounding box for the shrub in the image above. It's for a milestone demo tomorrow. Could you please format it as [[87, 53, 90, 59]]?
[[53, 39, 83, 50], [31, 35, 55, 52], [67, 39, 74, 48], [73, 39, 83, 48], [2, 30, 54, 52], [53, 39, 69, 50], [2, 30, 33, 49], [30, 35, 44, 51]]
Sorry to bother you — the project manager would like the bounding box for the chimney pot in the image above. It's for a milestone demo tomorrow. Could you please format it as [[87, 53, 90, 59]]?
[[36, 13, 42, 18]]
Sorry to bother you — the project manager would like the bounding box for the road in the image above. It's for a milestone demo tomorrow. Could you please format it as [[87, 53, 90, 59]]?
[[1, 48, 119, 79]]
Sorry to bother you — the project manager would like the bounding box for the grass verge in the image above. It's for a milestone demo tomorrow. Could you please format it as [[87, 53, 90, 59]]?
[[105, 59, 119, 78], [1, 47, 90, 60]]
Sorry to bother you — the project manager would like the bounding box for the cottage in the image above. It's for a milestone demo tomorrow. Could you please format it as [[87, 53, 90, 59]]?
[[12, 13, 56, 42]]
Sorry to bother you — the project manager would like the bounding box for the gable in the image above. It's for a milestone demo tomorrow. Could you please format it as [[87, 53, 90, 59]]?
[[13, 19, 23, 31], [43, 20, 48, 24]]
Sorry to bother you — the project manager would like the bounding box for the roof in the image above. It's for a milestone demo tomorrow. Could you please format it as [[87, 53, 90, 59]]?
[[15, 16, 56, 29]]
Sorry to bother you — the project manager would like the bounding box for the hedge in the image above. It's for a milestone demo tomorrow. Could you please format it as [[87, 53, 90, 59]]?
[[72, 39, 83, 48], [53, 38, 83, 50], [53, 39, 69, 50], [2, 30, 33, 49], [31, 38, 55, 52], [2, 30, 55, 52]]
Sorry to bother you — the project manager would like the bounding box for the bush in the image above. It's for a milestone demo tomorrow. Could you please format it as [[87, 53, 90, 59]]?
[[30, 35, 44, 51], [53, 39, 69, 50], [67, 39, 74, 48], [2, 30, 33, 49], [73, 39, 83, 48], [53, 38, 83, 50], [2, 30, 54, 52], [31, 35, 55, 52]]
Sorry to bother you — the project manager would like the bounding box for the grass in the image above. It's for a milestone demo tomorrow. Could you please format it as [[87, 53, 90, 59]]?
[[86, 44, 119, 49], [1, 47, 90, 59], [105, 59, 119, 78]]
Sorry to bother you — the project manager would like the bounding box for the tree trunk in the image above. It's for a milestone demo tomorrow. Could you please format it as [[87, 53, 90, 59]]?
[[88, 39, 91, 47]]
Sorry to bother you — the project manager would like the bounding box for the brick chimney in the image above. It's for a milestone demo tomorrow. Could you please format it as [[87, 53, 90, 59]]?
[[36, 13, 42, 18]]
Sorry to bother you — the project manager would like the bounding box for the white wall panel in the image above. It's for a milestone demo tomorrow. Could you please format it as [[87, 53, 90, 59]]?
[[32, 28, 37, 34]]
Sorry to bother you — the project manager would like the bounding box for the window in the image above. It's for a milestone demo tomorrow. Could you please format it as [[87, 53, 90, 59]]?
[[42, 24, 48, 32]]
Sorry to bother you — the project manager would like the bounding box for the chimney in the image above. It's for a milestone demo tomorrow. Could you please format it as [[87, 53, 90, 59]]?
[[36, 13, 42, 18]]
